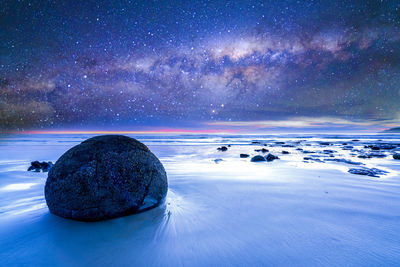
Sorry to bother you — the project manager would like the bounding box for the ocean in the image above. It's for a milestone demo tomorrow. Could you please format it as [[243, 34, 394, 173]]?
[[1, 133, 400, 266]]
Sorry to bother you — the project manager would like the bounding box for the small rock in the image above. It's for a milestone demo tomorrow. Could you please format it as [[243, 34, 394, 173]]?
[[41, 162, 53, 172], [282, 151, 290, 154], [358, 152, 386, 158], [31, 161, 42, 169], [303, 157, 322, 162], [348, 167, 388, 177], [370, 146, 380, 151], [319, 142, 331, 146], [282, 144, 295, 147], [393, 153, 400, 160], [214, 159, 223, 164], [265, 153, 279, 162], [368, 144, 396, 150], [28, 161, 54, 172], [368, 153, 387, 158], [255, 148, 269, 153], [240, 154, 250, 158], [251, 155, 266, 162], [217, 146, 228, 152]]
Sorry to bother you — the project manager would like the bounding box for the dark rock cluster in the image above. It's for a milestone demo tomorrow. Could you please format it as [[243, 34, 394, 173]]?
[[250, 153, 279, 162], [366, 144, 397, 150], [28, 161, 53, 172], [212, 138, 400, 178]]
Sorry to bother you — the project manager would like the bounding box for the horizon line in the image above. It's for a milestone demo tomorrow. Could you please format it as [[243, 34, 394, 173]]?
[[14, 129, 237, 135], [4, 129, 395, 136]]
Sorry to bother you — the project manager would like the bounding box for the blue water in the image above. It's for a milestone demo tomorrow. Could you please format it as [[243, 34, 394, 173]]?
[[1, 134, 400, 266]]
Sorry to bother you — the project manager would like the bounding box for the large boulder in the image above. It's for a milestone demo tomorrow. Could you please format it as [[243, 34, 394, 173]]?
[[45, 135, 168, 221]]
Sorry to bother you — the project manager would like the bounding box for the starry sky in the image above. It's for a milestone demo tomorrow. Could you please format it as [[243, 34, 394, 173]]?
[[1, 0, 400, 133]]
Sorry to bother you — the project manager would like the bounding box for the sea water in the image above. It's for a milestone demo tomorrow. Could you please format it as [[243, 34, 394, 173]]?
[[1, 134, 400, 266]]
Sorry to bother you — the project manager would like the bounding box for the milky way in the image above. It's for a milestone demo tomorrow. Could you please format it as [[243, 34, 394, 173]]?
[[1, 1, 400, 132]]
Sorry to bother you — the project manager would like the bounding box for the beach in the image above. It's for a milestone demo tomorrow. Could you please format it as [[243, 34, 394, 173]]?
[[1, 134, 400, 266]]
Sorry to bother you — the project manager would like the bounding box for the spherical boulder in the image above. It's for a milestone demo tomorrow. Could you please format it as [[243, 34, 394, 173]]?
[[45, 135, 168, 221]]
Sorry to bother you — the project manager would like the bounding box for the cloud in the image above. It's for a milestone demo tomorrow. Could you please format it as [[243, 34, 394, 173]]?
[[207, 116, 399, 130], [0, 100, 55, 131]]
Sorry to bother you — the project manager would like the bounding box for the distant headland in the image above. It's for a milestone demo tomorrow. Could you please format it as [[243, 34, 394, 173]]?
[[383, 127, 400, 133]]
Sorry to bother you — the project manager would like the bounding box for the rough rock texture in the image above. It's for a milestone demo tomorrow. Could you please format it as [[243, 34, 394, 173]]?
[[45, 135, 168, 221]]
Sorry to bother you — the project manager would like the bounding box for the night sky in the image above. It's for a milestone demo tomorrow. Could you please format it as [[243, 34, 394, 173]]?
[[1, 0, 400, 132]]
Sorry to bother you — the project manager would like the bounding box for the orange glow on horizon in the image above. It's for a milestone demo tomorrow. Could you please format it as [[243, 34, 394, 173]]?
[[16, 128, 236, 135]]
